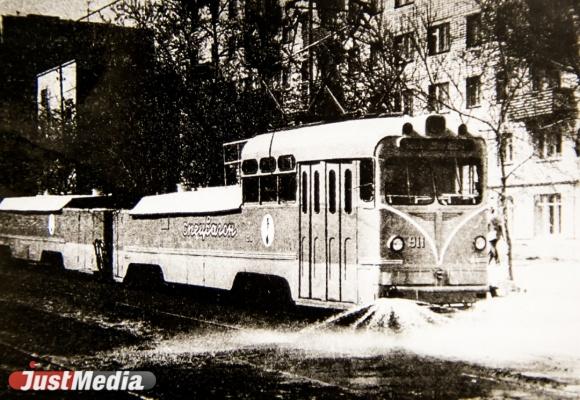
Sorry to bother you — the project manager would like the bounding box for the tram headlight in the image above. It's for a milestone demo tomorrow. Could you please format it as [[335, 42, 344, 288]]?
[[474, 235, 487, 251], [388, 235, 405, 252]]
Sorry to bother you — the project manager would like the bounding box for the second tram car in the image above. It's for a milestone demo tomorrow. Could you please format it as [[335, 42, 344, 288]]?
[[112, 114, 489, 307], [0, 195, 113, 275]]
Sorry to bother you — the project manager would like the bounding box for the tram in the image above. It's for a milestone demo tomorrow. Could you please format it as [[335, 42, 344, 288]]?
[[0, 114, 489, 307], [115, 114, 489, 307]]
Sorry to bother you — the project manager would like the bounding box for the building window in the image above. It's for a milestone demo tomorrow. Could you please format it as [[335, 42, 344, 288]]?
[[531, 67, 560, 91], [466, 13, 482, 48], [506, 196, 514, 234], [370, 41, 381, 66], [498, 132, 514, 164], [347, 46, 361, 78], [395, 0, 414, 8], [427, 22, 450, 55], [63, 98, 75, 123], [403, 90, 414, 115], [534, 129, 562, 159], [369, 0, 382, 14], [40, 88, 51, 116], [392, 91, 402, 112], [228, 0, 238, 18], [496, 71, 508, 102], [428, 82, 449, 111], [394, 32, 414, 61], [534, 194, 562, 236], [466, 76, 481, 108], [394, 89, 414, 114], [227, 36, 237, 58]]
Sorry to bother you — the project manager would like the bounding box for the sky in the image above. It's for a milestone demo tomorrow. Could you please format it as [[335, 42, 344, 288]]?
[[0, 0, 116, 21]]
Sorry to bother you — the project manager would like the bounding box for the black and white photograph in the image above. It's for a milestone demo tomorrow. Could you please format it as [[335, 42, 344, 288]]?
[[0, 0, 578, 398]]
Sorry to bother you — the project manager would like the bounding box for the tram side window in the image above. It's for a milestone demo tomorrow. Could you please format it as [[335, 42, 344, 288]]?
[[360, 159, 374, 202], [242, 159, 258, 175], [279, 173, 297, 202], [329, 170, 336, 214], [260, 157, 276, 173], [243, 174, 296, 204], [225, 164, 239, 185], [243, 176, 259, 203], [278, 155, 296, 172], [301, 172, 308, 213], [314, 171, 320, 213], [260, 175, 278, 202], [344, 169, 352, 214]]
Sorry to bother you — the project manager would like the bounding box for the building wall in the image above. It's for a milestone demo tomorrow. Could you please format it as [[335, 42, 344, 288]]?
[[374, 0, 580, 260], [0, 14, 153, 145], [0, 14, 154, 195]]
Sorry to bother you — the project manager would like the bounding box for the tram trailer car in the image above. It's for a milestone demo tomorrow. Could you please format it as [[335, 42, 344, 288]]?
[[113, 114, 490, 308], [0, 195, 113, 276]]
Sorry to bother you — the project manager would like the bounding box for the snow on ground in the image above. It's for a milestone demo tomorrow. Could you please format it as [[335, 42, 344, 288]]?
[[144, 260, 580, 390], [400, 260, 580, 385]]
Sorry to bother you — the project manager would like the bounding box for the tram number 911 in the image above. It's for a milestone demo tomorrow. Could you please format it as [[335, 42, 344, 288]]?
[[407, 236, 426, 249]]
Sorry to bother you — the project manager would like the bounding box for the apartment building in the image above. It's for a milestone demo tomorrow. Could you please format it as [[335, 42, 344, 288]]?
[[377, 0, 580, 259]]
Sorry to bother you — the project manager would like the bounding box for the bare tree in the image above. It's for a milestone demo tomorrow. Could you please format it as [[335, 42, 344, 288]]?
[[379, 0, 579, 279], [112, 0, 286, 189], [275, 1, 410, 119]]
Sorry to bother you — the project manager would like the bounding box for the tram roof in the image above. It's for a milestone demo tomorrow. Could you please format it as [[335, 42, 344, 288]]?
[[241, 114, 477, 162], [0, 194, 101, 212], [130, 185, 242, 216]]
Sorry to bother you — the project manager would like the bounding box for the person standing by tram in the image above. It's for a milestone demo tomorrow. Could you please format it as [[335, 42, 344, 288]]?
[[487, 208, 503, 265], [487, 208, 504, 296]]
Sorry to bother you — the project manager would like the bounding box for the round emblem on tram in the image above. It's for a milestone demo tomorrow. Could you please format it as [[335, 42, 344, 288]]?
[[48, 214, 55, 236], [261, 214, 275, 247]]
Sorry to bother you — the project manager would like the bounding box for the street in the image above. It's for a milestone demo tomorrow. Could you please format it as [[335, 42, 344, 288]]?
[[0, 259, 578, 399]]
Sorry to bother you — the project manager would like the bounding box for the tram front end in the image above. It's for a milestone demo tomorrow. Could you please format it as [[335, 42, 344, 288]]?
[[371, 118, 489, 305]]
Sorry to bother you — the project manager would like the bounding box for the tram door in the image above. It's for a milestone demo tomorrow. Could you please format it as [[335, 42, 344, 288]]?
[[299, 162, 358, 303], [299, 163, 326, 300]]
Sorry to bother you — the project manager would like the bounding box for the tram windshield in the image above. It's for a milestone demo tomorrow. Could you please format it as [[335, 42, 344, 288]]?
[[382, 157, 482, 206]]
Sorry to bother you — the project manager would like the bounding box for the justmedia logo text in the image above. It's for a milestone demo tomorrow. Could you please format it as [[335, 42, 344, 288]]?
[[9, 362, 156, 391]]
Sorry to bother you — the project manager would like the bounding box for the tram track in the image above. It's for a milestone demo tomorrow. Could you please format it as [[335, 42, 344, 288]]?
[[0, 281, 359, 395], [112, 301, 242, 331], [0, 298, 360, 397], [2, 262, 574, 399], [109, 302, 362, 395]]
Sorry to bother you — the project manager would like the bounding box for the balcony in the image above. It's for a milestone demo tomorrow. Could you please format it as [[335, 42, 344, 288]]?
[[509, 88, 576, 120]]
